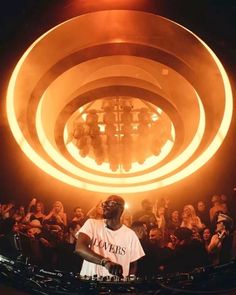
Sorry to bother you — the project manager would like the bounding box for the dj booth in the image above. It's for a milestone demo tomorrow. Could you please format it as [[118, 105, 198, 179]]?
[[1, 254, 236, 294]]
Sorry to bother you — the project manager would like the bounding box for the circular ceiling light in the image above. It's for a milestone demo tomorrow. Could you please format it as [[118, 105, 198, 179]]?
[[63, 99, 175, 174], [6, 11, 233, 193]]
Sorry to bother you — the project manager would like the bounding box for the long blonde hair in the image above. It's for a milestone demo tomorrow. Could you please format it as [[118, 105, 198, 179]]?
[[53, 201, 64, 215]]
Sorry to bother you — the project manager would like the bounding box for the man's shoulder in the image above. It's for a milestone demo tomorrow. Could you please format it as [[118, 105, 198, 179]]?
[[120, 224, 137, 236], [79, 219, 105, 235], [84, 218, 104, 225]]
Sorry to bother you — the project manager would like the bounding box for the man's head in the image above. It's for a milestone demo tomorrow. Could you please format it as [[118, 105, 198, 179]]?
[[171, 210, 179, 221], [141, 199, 153, 212], [197, 201, 206, 212], [74, 207, 84, 219], [149, 227, 163, 244], [102, 195, 125, 219]]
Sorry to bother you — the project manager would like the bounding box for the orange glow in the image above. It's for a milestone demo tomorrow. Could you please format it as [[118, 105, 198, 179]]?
[[35, 87, 203, 186], [6, 11, 233, 194]]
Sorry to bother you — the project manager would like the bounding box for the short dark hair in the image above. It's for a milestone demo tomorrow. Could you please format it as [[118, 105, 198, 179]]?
[[174, 227, 192, 241]]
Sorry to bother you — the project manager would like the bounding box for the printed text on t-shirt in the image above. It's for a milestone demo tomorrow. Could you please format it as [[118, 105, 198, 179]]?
[[91, 238, 126, 255]]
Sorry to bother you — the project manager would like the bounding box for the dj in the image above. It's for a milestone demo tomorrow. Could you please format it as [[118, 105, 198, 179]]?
[[76, 195, 145, 277]]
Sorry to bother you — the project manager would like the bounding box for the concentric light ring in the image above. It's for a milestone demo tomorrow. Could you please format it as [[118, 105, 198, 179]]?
[[6, 10, 233, 193]]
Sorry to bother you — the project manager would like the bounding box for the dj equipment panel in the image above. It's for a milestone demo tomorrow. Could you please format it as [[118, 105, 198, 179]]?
[[0, 254, 236, 294]]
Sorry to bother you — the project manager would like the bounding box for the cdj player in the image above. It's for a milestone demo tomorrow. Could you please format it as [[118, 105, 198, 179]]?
[[1, 254, 236, 294]]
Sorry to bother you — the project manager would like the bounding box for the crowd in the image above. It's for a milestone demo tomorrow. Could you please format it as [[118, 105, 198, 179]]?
[[0, 193, 235, 276]]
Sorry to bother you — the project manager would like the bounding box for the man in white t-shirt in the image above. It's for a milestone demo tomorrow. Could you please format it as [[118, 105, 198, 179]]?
[[75, 195, 145, 277]]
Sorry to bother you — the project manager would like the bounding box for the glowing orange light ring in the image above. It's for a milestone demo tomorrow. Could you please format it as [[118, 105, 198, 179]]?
[[6, 12, 233, 193], [35, 78, 203, 184]]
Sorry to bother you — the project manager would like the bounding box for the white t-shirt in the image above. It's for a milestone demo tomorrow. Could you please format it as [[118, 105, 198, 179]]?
[[77, 219, 145, 277]]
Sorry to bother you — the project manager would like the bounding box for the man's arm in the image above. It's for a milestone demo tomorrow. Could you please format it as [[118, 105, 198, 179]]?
[[207, 232, 225, 253], [76, 232, 123, 276], [76, 232, 104, 264]]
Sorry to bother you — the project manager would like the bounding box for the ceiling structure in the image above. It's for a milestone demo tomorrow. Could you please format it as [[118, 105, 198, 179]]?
[[5, 10, 233, 194], [1, 0, 236, 206]]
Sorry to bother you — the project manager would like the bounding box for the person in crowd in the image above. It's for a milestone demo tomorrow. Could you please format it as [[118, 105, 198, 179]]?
[[166, 210, 181, 232], [1, 201, 15, 219], [133, 199, 156, 229], [71, 206, 86, 226], [207, 213, 234, 265], [202, 227, 212, 250], [201, 227, 216, 264], [210, 195, 231, 232], [40, 201, 67, 267], [23, 219, 44, 264], [44, 201, 67, 228], [135, 199, 153, 219], [153, 203, 166, 231], [155, 197, 172, 220], [24, 199, 45, 225], [165, 227, 209, 273], [76, 195, 145, 277], [26, 198, 37, 213], [181, 204, 204, 231], [131, 221, 150, 277], [145, 226, 173, 275], [0, 217, 21, 258], [27, 219, 42, 238], [153, 202, 174, 246], [196, 200, 210, 228], [149, 226, 164, 247], [38, 223, 63, 267], [12, 205, 26, 222], [58, 222, 83, 272], [209, 194, 225, 223]]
